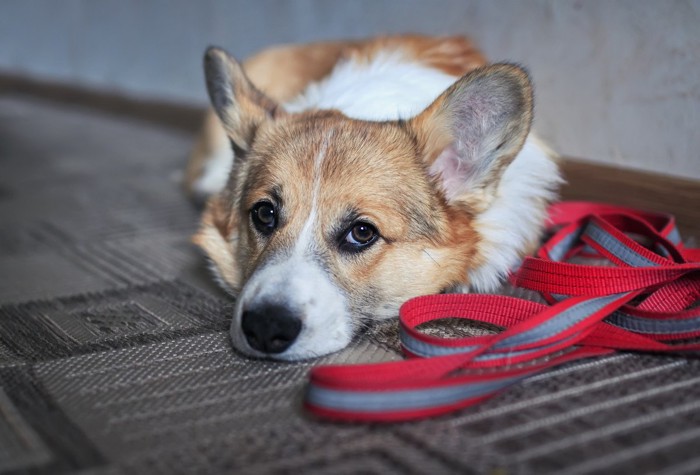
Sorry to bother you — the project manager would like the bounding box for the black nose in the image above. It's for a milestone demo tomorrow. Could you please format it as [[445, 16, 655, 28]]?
[[240, 304, 302, 354]]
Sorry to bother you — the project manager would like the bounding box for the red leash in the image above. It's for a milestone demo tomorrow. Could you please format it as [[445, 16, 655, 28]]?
[[304, 202, 700, 422]]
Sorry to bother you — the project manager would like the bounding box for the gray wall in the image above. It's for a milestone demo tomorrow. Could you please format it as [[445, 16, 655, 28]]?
[[1, 0, 699, 179]]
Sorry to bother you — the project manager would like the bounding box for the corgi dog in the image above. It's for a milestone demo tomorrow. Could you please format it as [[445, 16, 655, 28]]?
[[186, 35, 561, 361]]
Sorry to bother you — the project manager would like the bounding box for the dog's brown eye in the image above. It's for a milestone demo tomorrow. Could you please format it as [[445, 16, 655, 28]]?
[[351, 224, 375, 243], [341, 222, 379, 252], [251, 201, 277, 235]]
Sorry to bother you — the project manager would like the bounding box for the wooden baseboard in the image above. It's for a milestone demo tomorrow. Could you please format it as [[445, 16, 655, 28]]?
[[2, 73, 698, 238], [0, 72, 205, 132], [560, 160, 700, 239]]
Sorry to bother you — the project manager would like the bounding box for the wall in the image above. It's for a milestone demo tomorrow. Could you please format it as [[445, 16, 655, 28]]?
[[1, 0, 699, 179]]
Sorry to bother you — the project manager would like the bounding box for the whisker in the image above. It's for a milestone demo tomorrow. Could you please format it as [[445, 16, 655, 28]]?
[[423, 249, 440, 267]]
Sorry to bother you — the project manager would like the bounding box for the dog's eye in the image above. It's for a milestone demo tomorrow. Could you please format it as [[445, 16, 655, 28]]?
[[340, 222, 378, 252], [251, 201, 277, 235]]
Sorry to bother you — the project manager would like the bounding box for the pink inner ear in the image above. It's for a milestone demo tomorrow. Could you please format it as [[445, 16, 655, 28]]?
[[429, 142, 477, 202]]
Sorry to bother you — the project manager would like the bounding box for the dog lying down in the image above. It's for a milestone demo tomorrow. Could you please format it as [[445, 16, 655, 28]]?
[[185, 35, 561, 361]]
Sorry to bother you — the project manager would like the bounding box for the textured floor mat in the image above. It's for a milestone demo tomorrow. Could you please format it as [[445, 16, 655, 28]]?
[[1, 96, 699, 474]]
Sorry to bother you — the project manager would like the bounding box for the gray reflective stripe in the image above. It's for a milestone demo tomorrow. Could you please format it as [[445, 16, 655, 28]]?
[[399, 328, 479, 357], [582, 244, 597, 254], [306, 376, 522, 412], [474, 331, 582, 362], [585, 221, 659, 267], [403, 327, 583, 362], [608, 311, 700, 334], [655, 225, 682, 257], [494, 293, 626, 349], [667, 226, 682, 245], [548, 226, 584, 262]]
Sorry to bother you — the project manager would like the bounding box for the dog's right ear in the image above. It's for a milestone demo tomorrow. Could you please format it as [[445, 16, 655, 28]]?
[[204, 47, 283, 155], [410, 64, 533, 208]]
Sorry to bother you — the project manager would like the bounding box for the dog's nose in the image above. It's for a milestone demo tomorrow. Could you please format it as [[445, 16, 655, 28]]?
[[240, 304, 302, 354]]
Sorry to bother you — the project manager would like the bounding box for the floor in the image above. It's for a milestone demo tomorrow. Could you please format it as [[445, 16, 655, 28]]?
[[1, 95, 699, 474]]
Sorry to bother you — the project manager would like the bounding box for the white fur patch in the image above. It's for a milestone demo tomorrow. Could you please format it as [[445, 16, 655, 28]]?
[[467, 137, 562, 291], [294, 130, 331, 254], [285, 51, 458, 121], [192, 143, 233, 197]]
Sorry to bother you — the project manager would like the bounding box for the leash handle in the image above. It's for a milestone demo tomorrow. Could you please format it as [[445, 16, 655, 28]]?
[[305, 202, 700, 422]]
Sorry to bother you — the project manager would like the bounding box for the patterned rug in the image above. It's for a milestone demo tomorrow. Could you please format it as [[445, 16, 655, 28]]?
[[1, 96, 699, 475]]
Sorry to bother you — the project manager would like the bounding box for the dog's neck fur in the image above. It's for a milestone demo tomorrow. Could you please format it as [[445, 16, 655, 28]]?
[[284, 51, 458, 121]]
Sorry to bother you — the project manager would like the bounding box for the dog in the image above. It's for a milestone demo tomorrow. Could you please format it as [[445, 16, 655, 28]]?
[[185, 35, 561, 361]]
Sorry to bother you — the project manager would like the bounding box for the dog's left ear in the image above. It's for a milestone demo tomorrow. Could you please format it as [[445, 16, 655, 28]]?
[[204, 47, 284, 155], [410, 64, 533, 207]]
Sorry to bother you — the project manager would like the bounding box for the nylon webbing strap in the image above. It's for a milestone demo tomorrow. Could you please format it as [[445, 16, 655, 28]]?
[[304, 201, 700, 422]]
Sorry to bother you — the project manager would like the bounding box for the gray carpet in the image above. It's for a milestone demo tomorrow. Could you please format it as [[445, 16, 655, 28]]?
[[1, 95, 699, 475]]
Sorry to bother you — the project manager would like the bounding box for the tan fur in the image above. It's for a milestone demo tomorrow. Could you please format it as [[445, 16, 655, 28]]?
[[347, 34, 486, 76], [192, 192, 240, 290]]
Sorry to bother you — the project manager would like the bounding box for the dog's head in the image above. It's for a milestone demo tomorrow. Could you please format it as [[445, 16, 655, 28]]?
[[194, 47, 535, 360]]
